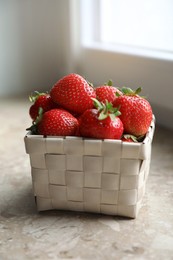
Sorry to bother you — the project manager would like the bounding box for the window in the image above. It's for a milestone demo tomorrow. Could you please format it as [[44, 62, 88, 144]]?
[[100, 0, 173, 52], [81, 0, 173, 60]]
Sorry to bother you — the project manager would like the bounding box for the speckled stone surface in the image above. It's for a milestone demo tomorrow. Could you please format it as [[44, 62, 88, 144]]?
[[0, 97, 173, 260]]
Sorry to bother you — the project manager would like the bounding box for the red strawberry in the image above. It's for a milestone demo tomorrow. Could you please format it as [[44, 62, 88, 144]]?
[[96, 80, 122, 104], [79, 99, 124, 139], [113, 87, 153, 137], [29, 91, 59, 120], [50, 73, 96, 114], [37, 109, 79, 136]]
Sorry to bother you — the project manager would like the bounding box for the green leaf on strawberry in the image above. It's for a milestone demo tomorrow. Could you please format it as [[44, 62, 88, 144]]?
[[120, 86, 142, 96], [104, 79, 113, 86], [122, 134, 138, 142], [29, 91, 51, 103], [92, 98, 121, 121]]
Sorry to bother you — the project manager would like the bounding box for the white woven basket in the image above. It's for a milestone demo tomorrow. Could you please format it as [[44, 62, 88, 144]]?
[[24, 116, 155, 218]]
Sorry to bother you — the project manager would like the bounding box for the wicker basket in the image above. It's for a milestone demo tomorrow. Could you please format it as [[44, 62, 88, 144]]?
[[24, 116, 155, 218]]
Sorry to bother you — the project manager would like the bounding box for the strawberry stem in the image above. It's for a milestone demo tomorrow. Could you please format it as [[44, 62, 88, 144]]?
[[92, 98, 121, 121]]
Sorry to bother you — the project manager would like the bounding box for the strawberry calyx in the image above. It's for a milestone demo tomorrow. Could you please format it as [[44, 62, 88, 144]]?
[[104, 79, 113, 86], [116, 87, 142, 97], [122, 134, 138, 142], [122, 133, 146, 142], [26, 107, 43, 134], [29, 91, 48, 103], [92, 98, 121, 120]]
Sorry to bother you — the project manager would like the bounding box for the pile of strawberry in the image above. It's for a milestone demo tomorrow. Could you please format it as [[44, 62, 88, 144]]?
[[27, 73, 153, 142]]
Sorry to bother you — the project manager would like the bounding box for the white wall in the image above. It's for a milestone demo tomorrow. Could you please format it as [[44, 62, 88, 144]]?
[[0, 0, 66, 97]]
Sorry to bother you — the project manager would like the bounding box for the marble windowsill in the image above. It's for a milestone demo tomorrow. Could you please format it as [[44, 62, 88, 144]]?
[[0, 97, 173, 260]]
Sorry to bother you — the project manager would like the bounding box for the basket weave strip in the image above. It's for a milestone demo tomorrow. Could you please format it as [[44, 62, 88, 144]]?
[[25, 116, 155, 218]]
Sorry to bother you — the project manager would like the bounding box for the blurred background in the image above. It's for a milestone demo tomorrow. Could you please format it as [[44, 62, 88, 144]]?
[[1, 0, 173, 129]]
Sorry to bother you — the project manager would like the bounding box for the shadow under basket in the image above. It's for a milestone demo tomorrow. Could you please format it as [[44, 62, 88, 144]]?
[[24, 116, 155, 218]]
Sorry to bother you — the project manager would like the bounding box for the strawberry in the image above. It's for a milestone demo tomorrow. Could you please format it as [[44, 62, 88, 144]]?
[[36, 109, 79, 136], [113, 87, 153, 137], [29, 91, 59, 120], [50, 73, 96, 114], [95, 80, 122, 104], [79, 99, 124, 139]]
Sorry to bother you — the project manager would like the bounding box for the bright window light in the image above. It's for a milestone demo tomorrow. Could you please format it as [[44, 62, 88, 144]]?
[[81, 0, 173, 56], [100, 0, 173, 53]]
